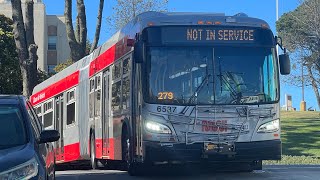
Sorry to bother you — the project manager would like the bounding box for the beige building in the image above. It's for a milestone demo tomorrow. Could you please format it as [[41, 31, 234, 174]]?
[[0, 0, 70, 73]]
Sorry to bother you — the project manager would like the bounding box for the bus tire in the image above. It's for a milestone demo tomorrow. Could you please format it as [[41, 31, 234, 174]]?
[[251, 160, 262, 170], [90, 134, 97, 169], [122, 126, 143, 176]]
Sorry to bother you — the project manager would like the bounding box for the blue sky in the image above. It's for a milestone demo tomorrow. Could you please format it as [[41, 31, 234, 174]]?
[[43, 0, 316, 110]]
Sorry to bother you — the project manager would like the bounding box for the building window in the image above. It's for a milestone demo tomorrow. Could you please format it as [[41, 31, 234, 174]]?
[[48, 36, 57, 50], [48, 65, 56, 74]]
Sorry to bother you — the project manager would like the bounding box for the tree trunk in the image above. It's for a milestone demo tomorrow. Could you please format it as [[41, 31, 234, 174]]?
[[25, 0, 38, 92], [76, 0, 87, 58], [11, 0, 30, 96], [90, 0, 104, 53], [307, 65, 320, 109], [65, 0, 82, 62]]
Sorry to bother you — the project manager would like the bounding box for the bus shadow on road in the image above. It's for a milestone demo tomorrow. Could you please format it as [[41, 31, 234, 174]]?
[[56, 162, 266, 180]]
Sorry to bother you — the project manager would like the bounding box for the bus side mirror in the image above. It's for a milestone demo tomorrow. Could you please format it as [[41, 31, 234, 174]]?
[[279, 52, 290, 75], [134, 41, 145, 63]]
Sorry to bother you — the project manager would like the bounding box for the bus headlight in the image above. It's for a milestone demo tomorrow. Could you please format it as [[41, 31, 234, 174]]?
[[0, 157, 38, 180], [145, 121, 172, 134], [257, 119, 280, 133]]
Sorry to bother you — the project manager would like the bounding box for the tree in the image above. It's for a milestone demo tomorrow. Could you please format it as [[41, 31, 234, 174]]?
[[276, 0, 320, 108], [0, 14, 22, 94], [65, 0, 105, 62], [10, 0, 38, 97], [108, 0, 168, 31], [54, 59, 73, 73]]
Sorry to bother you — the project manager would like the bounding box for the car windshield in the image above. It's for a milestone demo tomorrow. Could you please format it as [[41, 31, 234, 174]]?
[[145, 46, 279, 105], [0, 105, 28, 150]]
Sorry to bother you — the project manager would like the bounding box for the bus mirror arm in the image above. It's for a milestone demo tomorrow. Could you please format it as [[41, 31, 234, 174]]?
[[275, 36, 291, 75], [134, 41, 145, 64]]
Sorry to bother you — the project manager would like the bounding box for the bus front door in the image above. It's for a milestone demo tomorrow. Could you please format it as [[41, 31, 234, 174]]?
[[102, 70, 110, 157], [55, 94, 64, 162]]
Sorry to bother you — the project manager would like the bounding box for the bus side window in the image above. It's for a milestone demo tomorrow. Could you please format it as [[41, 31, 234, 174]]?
[[67, 89, 76, 125], [89, 78, 95, 118], [95, 75, 101, 117], [43, 100, 53, 128], [122, 57, 131, 110], [113, 62, 121, 80], [112, 61, 122, 112]]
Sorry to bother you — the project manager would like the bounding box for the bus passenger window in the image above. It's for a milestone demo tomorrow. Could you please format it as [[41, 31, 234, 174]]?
[[123, 58, 130, 75], [43, 101, 53, 128], [112, 80, 121, 112], [67, 103, 75, 125], [113, 62, 121, 80], [122, 77, 130, 110], [67, 90, 76, 125], [89, 78, 95, 118], [95, 90, 101, 117]]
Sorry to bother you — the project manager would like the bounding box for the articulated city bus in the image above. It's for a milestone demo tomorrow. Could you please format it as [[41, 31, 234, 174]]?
[[30, 12, 290, 175]]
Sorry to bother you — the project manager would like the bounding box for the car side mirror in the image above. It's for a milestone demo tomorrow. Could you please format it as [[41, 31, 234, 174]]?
[[279, 52, 290, 75], [39, 130, 60, 144], [134, 41, 145, 63]]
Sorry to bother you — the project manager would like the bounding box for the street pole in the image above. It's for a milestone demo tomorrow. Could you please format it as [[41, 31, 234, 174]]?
[[301, 63, 306, 111], [276, 0, 279, 55], [302, 64, 304, 101], [276, 0, 279, 21]]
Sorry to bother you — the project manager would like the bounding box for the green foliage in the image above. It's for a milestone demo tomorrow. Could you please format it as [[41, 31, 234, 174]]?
[[54, 59, 74, 73], [107, 0, 168, 32], [37, 68, 51, 83], [276, 0, 320, 106], [0, 14, 22, 94]]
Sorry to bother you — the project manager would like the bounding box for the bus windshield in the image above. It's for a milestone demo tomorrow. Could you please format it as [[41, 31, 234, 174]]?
[[145, 46, 279, 105]]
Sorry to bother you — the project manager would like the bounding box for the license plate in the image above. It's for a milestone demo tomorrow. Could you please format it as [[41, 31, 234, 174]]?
[[205, 143, 216, 151]]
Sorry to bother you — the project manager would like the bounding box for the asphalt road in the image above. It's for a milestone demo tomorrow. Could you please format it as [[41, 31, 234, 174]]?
[[56, 165, 320, 180]]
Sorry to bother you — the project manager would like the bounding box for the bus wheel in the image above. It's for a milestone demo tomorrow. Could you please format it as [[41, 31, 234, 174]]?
[[251, 160, 262, 170], [122, 128, 142, 176], [90, 134, 97, 169]]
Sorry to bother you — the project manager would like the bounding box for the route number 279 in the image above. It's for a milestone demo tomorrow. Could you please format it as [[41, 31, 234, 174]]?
[[158, 92, 174, 100]]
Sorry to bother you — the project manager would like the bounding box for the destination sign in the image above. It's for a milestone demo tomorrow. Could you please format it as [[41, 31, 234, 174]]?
[[152, 26, 274, 45], [186, 29, 255, 42]]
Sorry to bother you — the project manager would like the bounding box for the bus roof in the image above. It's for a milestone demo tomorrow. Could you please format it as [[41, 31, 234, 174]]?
[[32, 11, 270, 96], [132, 11, 270, 28]]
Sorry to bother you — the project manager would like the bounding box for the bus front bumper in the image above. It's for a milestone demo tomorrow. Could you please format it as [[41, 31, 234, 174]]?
[[144, 140, 281, 162]]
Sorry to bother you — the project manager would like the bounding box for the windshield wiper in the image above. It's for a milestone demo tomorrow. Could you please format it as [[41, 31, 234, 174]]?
[[187, 73, 212, 104], [220, 72, 244, 104]]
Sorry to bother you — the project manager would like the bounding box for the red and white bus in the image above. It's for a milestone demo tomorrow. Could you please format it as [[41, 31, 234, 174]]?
[[31, 12, 290, 175]]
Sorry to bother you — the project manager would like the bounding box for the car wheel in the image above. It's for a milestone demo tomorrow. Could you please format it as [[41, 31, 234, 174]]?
[[90, 134, 97, 169]]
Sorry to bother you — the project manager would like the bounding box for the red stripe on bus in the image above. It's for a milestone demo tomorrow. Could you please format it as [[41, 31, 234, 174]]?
[[54, 143, 81, 164], [64, 142, 81, 162], [95, 138, 115, 160], [30, 71, 80, 106], [89, 45, 116, 77]]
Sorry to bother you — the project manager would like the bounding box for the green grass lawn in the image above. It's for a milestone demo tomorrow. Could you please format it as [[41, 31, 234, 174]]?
[[264, 111, 320, 165], [281, 111, 320, 157]]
